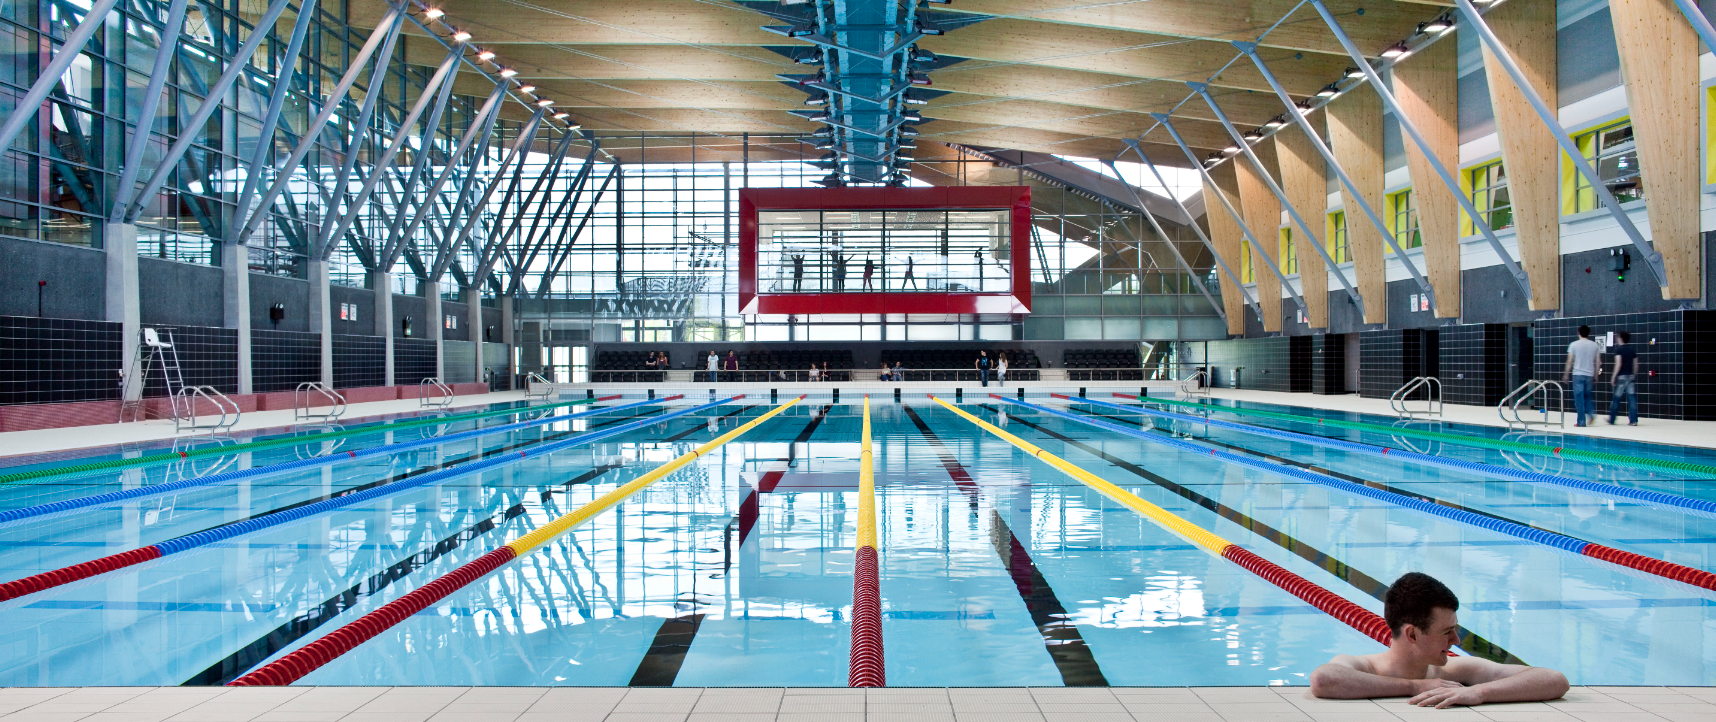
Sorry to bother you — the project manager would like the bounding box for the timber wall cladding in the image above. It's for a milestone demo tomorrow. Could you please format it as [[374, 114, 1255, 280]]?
[[1203, 162, 1249, 336], [1608, 0, 1701, 301], [1392, 37, 1463, 319], [1481, 0, 1560, 311], [1236, 140, 1285, 333], [1273, 114, 1330, 330], [1326, 83, 1389, 326]]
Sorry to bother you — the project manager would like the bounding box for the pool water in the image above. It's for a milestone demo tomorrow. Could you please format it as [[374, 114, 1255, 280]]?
[[0, 396, 1711, 687]]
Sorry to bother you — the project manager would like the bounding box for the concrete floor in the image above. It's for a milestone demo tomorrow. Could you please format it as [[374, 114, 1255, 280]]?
[[0, 686, 1710, 721]]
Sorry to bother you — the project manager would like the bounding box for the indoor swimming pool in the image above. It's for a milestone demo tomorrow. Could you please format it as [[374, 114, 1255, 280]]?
[[0, 392, 1711, 687]]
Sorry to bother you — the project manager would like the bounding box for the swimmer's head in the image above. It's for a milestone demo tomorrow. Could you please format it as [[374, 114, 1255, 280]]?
[[1385, 572, 1461, 666]]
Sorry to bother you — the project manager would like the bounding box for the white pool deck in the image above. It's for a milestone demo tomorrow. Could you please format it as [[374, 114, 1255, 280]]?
[[0, 685, 1711, 722]]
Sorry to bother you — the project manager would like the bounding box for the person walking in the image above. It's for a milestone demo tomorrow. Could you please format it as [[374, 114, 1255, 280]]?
[[863, 257, 875, 291], [1607, 331, 1640, 426], [791, 254, 805, 292], [1562, 325, 1601, 427], [976, 350, 992, 387], [903, 256, 918, 290], [997, 353, 1008, 387]]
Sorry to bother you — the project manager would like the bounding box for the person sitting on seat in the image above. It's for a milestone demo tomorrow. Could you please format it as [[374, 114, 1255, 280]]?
[[1310, 572, 1568, 708], [880, 362, 893, 381], [809, 363, 820, 382]]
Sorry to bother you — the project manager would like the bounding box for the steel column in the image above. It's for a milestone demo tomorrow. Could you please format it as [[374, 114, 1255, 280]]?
[[106, 0, 189, 223], [1155, 115, 1308, 314], [124, 0, 295, 223], [232, 0, 319, 242], [1121, 139, 1260, 318], [0, 0, 119, 157], [1100, 158, 1229, 324], [1236, 43, 1438, 311], [1307, 0, 1533, 302], [508, 143, 597, 295], [1452, 0, 1669, 290], [383, 84, 507, 273], [424, 101, 506, 277], [233, 3, 406, 245], [319, 44, 464, 261], [536, 166, 619, 298], [1671, 0, 1716, 55], [1191, 83, 1364, 317], [311, 15, 408, 259], [458, 109, 548, 287]]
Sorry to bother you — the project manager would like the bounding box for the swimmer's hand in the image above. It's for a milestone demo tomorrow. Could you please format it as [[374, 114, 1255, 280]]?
[[1408, 681, 1483, 708]]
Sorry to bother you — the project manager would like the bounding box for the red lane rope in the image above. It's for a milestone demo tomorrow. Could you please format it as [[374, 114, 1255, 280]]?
[[848, 546, 885, 688], [1220, 546, 1391, 646], [230, 547, 518, 686], [0, 547, 162, 602], [1583, 544, 1716, 590]]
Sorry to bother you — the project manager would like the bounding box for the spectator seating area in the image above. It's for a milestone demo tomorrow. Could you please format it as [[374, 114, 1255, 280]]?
[[1064, 348, 1143, 381], [877, 349, 1041, 382], [591, 350, 670, 382], [695, 349, 855, 382]]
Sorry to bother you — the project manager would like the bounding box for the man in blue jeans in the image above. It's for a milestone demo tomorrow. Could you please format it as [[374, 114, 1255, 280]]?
[[1562, 325, 1601, 427], [1607, 330, 1639, 426]]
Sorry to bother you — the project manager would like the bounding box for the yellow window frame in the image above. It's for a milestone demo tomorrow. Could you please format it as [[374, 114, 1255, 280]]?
[[1239, 239, 1254, 283], [1385, 189, 1421, 253], [1279, 227, 1297, 275], [1461, 160, 1511, 235], [1325, 210, 1351, 265]]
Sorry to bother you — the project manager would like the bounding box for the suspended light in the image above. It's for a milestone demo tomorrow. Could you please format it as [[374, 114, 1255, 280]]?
[[477, 49, 497, 60], [1381, 42, 1409, 58], [898, 126, 920, 136], [518, 84, 536, 94], [909, 73, 932, 86], [1317, 83, 1338, 97], [1265, 116, 1285, 128], [898, 141, 917, 150], [553, 112, 569, 119], [911, 47, 937, 63], [896, 152, 915, 162], [423, 7, 444, 19], [499, 68, 517, 78], [537, 98, 554, 106], [1345, 66, 1366, 78], [1423, 15, 1454, 33], [902, 110, 923, 122], [452, 29, 472, 41], [1222, 144, 1240, 155], [811, 126, 834, 137], [917, 20, 946, 35], [804, 94, 829, 106]]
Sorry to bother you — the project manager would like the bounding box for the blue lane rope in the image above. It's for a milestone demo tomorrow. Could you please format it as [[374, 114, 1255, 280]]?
[[1073, 395, 1716, 518], [0, 397, 674, 526], [994, 396, 1593, 555], [148, 397, 739, 557]]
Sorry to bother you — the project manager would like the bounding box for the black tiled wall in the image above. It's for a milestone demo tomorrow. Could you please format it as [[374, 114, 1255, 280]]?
[[1312, 333, 1345, 395], [1533, 311, 1690, 420], [1359, 329, 1432, 399], [1289, 336, 1312, 393], [1686, 311, 1716, 421], [333, 334, 386, 390], [395, 338, 437, 386], [140, 325, 238, 397], [0, 316, 124, 405], [252, 330, 321, 393], [1438, 323, 1507, 406]]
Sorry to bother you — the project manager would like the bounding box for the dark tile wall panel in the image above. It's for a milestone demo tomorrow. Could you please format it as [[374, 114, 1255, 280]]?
[[1190, 336, 1292, 391], [0, 315, 124, 405], [1534, 311, 1685, 420], [1358, 329, 1427, 399], [1312, 333, 1346, 395], [333, 334, 386, 390], [1685, 310, 1715, 421], [139, 325, 238, 397], [1289, 335, 1312, 392], [1438, 323, 1508, 407], [252, 330, 321, 393], [395, 338, 437, 386]]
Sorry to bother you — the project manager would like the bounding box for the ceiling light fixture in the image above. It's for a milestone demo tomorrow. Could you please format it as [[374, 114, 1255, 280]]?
[[552, 112, 568, 119], [423, 7, 444, 19], [1346, 66, 1366, 78], [536, 98, 554, 106], [1317, 83, 1338, 97], [477, 49, 496, 60], [518, 84, 536, 94], [499, 68, 517, 78], [451, 29, 472, 41], [1424, 15, 1453, 33], [1381, 42, 1409, 58]]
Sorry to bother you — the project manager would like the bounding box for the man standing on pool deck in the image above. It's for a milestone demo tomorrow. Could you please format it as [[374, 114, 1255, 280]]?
[[1310, 573, 1568, 707], [1608, 330, 1639, 426], [1563, 325, 1601, 427]]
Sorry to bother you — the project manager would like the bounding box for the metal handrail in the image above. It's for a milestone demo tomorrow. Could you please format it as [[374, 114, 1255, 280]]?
[[294, 382, 348, 422], [1389, 418, 1443, 456], [173, 386, 241, 434], [1499, 380, 1565, 430], [419, 377, 454, 408], [1177, 369, 1210, 399], [1389, 376, 1443, 419], [1499, 430, 1568, 475], [525, 372, 554, 399]]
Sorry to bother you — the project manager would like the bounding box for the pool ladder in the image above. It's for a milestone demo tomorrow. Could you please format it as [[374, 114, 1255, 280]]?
[[1177, 369, 1210, 399], [419, 377, 454, 409], [294, 382, 347, 423], [1389, 377, 1442, 419], [525, 372, 554, 400], [1499, 380, 1566, 430]]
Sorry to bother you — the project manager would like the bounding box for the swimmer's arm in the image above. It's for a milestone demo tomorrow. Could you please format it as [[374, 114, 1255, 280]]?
[[1309, 656, 1454, 699], [1413, 658, 1569, 707]]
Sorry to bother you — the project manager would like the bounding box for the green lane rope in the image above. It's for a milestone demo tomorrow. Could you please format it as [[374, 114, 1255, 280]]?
[[0, 395, 602, 486], [1130, 395, 1716, 479]]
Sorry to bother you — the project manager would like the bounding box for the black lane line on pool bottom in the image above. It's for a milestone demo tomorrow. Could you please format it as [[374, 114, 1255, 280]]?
[[186, 462, 626, 685], [991, 405, 1526, 666], [631, 409, 831, 687], [903, 405, 1111, 687]]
